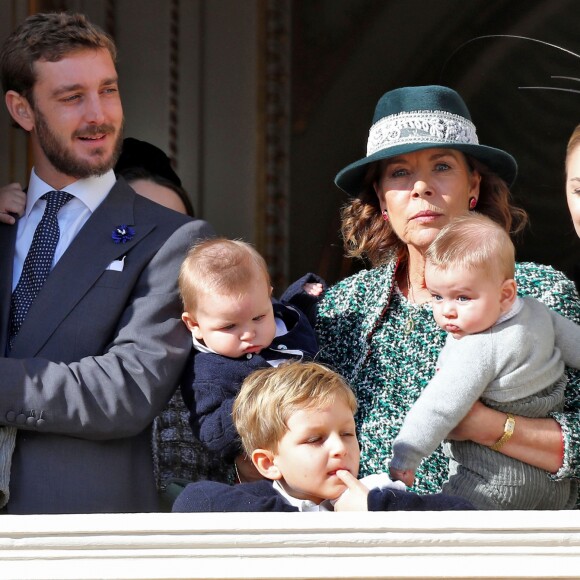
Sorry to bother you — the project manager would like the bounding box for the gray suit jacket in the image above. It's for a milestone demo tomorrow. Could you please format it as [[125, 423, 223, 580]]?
[[0, 178, 214, 514]]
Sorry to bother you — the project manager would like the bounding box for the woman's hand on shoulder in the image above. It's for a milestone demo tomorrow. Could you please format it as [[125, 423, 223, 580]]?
[[0, 182, 26, 225], [303, 282, 324, 296]]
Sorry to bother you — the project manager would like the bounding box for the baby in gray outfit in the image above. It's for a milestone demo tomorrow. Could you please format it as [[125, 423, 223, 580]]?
[[390, 213, 580, 510]]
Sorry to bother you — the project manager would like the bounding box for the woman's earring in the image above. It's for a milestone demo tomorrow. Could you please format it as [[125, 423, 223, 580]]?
[[381, 210, 389, 221], [469, 197, 477, 210]]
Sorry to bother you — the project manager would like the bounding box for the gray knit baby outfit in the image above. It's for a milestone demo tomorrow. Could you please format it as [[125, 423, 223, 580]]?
[[391, 297, 580, 510]]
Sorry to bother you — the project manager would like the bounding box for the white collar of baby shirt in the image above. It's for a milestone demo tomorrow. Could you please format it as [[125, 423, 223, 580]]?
[[191, 335, 215, 354], [496, 296, 524, 326], [272, 480, 333, 512], [190, 314, 304, 364], [190, 317, 290, 355]]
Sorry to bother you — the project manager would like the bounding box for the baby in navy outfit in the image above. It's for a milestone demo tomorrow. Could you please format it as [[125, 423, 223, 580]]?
[[179, 238, 322, 481]]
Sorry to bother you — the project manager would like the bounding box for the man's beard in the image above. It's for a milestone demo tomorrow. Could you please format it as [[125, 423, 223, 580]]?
[[34, 107, 123, 179]]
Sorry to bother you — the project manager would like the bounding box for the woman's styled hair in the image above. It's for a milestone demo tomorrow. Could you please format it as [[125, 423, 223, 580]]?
[[178, 238, 271, 314], [233, 361, 357, 456], [120, 167, 195, 217], [1, 12, 116, 103], [340, 154, 528, 268], [426, 213, 515, 280], [566, 124, 580, 171]]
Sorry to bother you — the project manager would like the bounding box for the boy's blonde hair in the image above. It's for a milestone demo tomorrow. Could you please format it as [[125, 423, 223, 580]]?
[[178, 238, 271, 313], [426, 213, 515, 280], [233, 361, 357, 456]]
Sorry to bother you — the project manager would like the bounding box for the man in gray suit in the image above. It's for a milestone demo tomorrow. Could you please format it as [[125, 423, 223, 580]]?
[[0, 12, 213, 514]]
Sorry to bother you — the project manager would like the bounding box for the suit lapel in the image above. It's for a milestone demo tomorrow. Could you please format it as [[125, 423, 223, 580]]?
[[9, 180, 155, 357], [0, 224, 17, 351]]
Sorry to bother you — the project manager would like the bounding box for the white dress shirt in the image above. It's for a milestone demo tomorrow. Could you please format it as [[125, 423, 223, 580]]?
[[272, 480, 333, 512], [12, 169, 116, 290]]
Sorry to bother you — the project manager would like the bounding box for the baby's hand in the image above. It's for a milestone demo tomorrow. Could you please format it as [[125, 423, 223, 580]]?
[[359, 472, 407, 492], [303, 282, 323, 297], [332, 469, 369, 511], [389, 466, 415, 487], [0, 183, 26, 225]]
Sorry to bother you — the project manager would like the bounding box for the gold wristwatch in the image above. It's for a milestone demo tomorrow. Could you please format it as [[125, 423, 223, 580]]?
[[489, 413, 515, 452]]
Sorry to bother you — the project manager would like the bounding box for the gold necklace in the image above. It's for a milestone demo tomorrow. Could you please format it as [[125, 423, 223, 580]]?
[[404, 268, 416, 334], [405, 269, 413, 302]]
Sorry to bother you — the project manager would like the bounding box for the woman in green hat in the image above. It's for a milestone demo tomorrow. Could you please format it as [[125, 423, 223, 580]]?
[[316, 85, 580, 499]]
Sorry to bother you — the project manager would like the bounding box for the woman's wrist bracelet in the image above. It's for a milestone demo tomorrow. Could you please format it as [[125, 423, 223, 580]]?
[[489, 413, 516, 452]]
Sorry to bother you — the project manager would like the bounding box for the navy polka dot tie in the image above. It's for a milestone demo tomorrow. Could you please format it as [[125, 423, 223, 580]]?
[[8, 191, 73, 350]]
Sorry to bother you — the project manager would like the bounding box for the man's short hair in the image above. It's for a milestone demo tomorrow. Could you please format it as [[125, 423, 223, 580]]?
[[1, 12, 116, 102]]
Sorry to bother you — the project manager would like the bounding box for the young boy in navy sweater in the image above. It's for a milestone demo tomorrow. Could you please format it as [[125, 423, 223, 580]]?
[[173, 361, 474, 512]]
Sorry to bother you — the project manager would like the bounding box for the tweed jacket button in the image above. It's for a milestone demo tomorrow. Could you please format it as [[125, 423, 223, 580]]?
[[6, 411, 16, 423], [16, 413, 27, 425], [246, 353, 253, 359]]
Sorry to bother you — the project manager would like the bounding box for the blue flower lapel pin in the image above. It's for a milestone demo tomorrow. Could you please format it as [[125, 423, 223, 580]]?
[[112, 224, 135, 244]]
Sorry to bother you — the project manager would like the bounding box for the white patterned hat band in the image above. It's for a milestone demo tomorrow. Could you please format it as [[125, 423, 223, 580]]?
[[334, 85, 518, 195], [366, 111, 479, 156]]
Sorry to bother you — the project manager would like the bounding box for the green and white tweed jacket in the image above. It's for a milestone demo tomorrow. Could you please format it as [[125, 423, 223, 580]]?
[[316, 260, 580, 496]]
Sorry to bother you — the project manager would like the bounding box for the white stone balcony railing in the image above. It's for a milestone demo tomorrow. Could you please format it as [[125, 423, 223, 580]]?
[[1, 511, 579, 579]]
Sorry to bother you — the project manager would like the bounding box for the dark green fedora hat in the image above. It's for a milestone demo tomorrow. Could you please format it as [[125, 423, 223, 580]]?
[[335, 85, 518, 195]]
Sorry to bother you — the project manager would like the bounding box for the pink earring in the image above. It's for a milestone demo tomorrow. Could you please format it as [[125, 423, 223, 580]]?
[[469, 197, 477, 210], [381, 210, 389, 221]]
